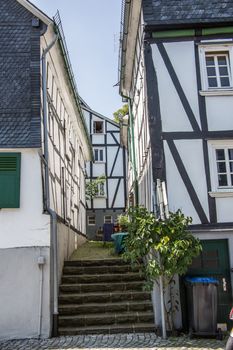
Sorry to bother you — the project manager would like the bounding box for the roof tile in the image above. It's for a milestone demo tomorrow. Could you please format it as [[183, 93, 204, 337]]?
[[143, 0, 233, 26]]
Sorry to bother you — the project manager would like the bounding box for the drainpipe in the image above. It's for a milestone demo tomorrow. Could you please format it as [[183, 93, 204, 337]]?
[[121, 95, 139, 206], [37, 252, 46, 338], [41, 34, 59, 337]]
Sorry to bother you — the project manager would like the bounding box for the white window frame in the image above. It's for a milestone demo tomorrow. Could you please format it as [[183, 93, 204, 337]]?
[[94, 148, 105, 163], [92, 120, 105, 134], [96, 182, 106, 197], [104, 215, 112, 224], [208, 140, 233, 197], [88, 215, 96, 226], [199, 43, 233, 95]]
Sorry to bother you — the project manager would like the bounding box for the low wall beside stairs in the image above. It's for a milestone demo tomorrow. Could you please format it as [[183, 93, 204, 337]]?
[[57, 222, 86, 283]]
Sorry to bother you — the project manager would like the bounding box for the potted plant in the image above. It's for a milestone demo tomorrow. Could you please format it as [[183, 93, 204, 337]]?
[[117, 213, 129, 232], [111, 214, 129, 254]]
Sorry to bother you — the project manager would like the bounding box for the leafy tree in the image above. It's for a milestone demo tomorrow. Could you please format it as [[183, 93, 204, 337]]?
[[86, 175, 106, 200], [113, 104, 129, 123], [123, 207, 202, 332]]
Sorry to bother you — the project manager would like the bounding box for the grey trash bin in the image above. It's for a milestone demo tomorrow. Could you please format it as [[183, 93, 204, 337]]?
[[185, 277, 221, 338]]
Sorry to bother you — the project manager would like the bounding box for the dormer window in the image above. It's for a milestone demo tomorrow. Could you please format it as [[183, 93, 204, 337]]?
[[93, 120, 104, 134]]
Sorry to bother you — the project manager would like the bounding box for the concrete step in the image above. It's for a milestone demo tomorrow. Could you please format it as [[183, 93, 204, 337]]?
[[59, 290, 151, 304], [59, 311, 154, 327], [59, 322, 156, 335], [63, 264, 140, 275], [61, 272, 144, 284], [59, 301, 153, 315], [59, 281, 144, 293], [64, 259, 127, 267]]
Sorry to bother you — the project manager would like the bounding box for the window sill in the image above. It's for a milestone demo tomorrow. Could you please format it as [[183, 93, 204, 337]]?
[[200, 89, 233, 96], [94, 161, 106, 164], [95, 196, 106, 199], [209, 191, 233, 198]]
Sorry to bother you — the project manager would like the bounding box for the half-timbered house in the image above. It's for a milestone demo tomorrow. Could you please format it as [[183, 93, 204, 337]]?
[[82, 104, 127, 239], [0, 0, 92, 339], [119, 0, 233, 331]]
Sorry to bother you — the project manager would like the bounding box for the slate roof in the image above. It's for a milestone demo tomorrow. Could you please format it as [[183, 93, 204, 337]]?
[[143, 0, 233, 27]]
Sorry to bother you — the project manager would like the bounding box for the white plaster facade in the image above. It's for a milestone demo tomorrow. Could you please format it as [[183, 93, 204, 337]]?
[[119, 0, 233, 332], [83, 107, 127, 238], [0, 1, 91, 340]]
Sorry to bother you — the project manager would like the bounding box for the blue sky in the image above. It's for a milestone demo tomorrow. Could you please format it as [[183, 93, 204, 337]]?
[[31, 0, 122, 118]]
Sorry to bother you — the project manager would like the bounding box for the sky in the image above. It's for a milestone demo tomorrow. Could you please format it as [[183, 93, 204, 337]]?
[[31, 0, 123, 118]]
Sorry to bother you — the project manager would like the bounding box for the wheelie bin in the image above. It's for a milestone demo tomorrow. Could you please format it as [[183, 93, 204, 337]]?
[[185, 277, 222, 339]]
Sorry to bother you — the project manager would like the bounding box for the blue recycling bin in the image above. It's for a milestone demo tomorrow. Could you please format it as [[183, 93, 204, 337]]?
[[111, 232, 128, 254]]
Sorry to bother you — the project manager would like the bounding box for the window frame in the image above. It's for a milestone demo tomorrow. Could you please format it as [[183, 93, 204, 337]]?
[[199, 43, 233, 93], [96, 182, 106, 198], [93, 148, 105, 163], [104, 215, 112, 224], [92, 120, 105, 134], [88, 215, 96, 226], [209, 140, 233, 196]]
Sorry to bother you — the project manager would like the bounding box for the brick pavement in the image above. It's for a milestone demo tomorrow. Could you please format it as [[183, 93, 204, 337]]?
[[0, 333, 226, 350]]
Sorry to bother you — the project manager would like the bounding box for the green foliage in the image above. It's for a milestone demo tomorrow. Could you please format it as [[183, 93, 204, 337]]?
[[123, 207, 201, 285], [85, 175, 106, 200], [123, 207, 202, 331], [117, 213, 130, 231], [113, 104, 129, 124]]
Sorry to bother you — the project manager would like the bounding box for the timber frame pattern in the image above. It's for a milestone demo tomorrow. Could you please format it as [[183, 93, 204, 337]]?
[[83, 105, 127, 238]]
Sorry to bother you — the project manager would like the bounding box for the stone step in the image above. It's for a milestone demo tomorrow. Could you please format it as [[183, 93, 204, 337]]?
[[59, 290, 151, 304], [60, 281, 144, 293], [59, 301, 153, 315], [61, 272, 144, 284], [63, 264, 139, 275], [64, 259, 127, 267], [59, 322, 156, 335], [59, 311, 154, 327]]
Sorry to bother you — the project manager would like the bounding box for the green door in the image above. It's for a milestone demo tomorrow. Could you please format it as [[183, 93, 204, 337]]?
[[187, 239, 232, 326]]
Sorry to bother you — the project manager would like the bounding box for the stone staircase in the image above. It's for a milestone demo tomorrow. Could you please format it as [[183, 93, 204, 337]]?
[[58, 258, 155, 335]]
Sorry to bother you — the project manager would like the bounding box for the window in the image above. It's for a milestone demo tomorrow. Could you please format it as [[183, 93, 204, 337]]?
[[0, 153, 21, 208], [199, 44, 233, 93], [205, 53, 231, 88], [215, 148, 233, 188], [88, 215, 96, 225], [94, 148, 104, 162], [93, 121, 104, 134], [104, 215, 112, 224], [97, 182, 105, 197], [209, 141, 233, 196]]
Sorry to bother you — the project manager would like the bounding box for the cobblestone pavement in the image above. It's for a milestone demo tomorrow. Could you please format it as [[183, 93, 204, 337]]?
[[0, 333, 226, 350]]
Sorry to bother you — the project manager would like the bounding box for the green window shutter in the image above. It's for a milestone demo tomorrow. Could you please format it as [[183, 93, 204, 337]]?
[[0, 153, 21, 208]]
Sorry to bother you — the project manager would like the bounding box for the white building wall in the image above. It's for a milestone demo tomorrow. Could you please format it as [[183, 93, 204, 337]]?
[[84, 108, 126, 237], [0, 20, 90, 340], [130, 13, 154, 211], [41, 30, 88, 235], [0, 149, 50, 248], [151, 38, 233, 225]]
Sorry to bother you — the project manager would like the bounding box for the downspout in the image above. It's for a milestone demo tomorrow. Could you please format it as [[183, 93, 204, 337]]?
[[128, 99, 138, 205], [41, 34, 59, 337], [121, 95, 139, 205]]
